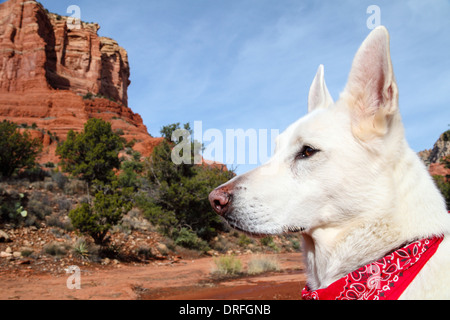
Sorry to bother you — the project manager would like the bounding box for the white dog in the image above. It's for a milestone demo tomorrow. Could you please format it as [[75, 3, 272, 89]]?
[[209, 26, 450, 300]]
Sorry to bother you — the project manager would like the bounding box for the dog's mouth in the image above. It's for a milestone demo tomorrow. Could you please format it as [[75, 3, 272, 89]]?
[[222, 217, 265, 238], [283, 226, 307, 234], [224, 217, 306, 238], [232, 225, 268, 238]]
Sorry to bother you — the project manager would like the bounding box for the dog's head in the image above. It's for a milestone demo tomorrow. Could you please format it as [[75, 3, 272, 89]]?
[[209, 26, 402, 237]]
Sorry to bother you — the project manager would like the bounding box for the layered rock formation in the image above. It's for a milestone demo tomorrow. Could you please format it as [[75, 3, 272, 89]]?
[[419, 131, 450, 178], [0, 0, 129, 105], [0, 0, 160, 164]]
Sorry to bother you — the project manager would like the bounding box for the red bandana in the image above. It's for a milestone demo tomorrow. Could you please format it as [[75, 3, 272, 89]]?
[[302, 237, 443, 300]]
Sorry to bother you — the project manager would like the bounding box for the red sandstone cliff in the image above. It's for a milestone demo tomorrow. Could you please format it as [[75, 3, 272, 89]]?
[[419, 131, 450, 179], [0, 0, 160, 164]]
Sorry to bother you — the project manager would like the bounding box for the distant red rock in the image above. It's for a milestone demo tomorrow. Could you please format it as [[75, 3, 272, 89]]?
[[0, 0, 160, 164], [419, 131, 450, 179], [429, 162, 450, 179]]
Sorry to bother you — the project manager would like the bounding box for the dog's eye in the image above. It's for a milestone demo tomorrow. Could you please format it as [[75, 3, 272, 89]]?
[[296, 146, 319, 160]]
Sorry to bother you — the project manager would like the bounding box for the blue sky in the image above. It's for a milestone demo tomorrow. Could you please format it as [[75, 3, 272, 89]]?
[[32, 1, 450, 173]]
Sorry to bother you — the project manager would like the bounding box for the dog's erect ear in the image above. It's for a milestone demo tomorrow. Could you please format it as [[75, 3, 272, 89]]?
[[308, 65, 334, 113], [342, 26, 399, 141]]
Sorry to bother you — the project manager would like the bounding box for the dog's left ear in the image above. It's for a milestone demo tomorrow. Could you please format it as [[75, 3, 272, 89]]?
[[342, 26, 399, 141], [308, 65, 334, 113]]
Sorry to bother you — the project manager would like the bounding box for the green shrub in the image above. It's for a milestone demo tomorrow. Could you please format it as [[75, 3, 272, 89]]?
[[27, 199, 52, 220], [46, 212, 73, 231], [44, 180, 56, 192], [56, 197, 72, 212], [18, 166, 49, 182], [260, 236, 280, 252], [0, 189, 27, 224], [43, 242, 71, 257], [64, 179, 86, 195], [118, 151, 143, 191], [135, 246, 155, 260], [83, 92, 94, 100], [21, 248, 34, 257], [212, 255, 242, 276], [57, 118, 125, 185], [73, 239, 90, 260], [69, 187, 132, 245], [433, 175, 450, 210], [172, 227, 210, 252], [290, 238, 301, 251], [0, 120, 42, 177], [212, 235, 233, 253], [139, 123, 235, 243], [136, 194, 177, 235], [51, 172, 68, 190], [238, 234, 253, 247], [443, 130, 450, 142], [44, 162, 55, 168], [247, 255, 280, 275]]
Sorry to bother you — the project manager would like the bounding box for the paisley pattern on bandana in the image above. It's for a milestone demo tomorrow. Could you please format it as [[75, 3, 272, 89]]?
[[302, 237, 443, 300]]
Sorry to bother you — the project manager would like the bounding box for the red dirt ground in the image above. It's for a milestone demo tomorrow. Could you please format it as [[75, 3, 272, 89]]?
[[0, 253, 305, 300]]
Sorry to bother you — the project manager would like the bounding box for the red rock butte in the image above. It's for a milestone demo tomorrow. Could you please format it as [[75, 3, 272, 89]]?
[[0, 0, 162, 164]]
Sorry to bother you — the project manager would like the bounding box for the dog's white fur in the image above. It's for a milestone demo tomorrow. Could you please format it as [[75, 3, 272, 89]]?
[[217, 26, 450, 299]]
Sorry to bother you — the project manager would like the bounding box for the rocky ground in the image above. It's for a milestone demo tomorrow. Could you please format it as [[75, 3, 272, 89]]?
[[0, 225, 171, 275], [0, 248, 305, 300], [0, 161, 303, 301], [0, 223, 305, 300]]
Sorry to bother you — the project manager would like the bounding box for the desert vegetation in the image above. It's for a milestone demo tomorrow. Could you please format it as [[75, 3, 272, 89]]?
[[0, 120, 42, 178], [0, 119, 301, 271], [211, 254, 280, 278]]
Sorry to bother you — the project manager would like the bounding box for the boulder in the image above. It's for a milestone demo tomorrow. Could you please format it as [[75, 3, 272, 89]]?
[[0, 230, 10, 243]]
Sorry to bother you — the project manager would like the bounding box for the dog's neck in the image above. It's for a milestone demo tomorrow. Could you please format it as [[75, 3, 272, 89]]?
[[301, 146, 450, 291], [302, 220, 405, 290], [303, 221, 404, 290]]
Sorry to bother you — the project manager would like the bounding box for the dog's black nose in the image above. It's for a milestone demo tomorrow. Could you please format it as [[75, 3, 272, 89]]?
[[209, 188, 232, 216]]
